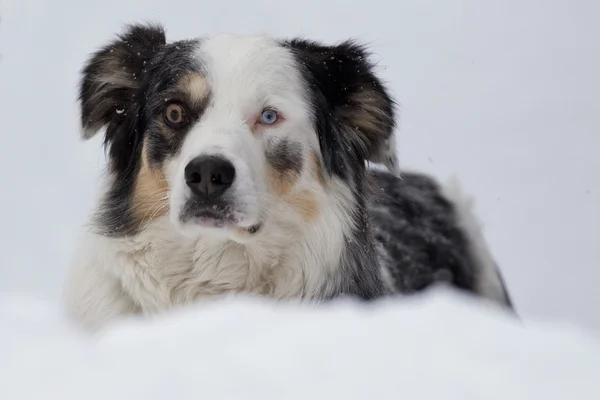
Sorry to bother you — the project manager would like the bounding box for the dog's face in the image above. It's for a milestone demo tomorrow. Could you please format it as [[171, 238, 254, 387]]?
[[79, 24, 397, 240], [162, 36, 321, 238]]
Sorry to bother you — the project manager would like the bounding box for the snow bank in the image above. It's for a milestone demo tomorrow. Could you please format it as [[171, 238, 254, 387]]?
[[1, 290, 598, 399]]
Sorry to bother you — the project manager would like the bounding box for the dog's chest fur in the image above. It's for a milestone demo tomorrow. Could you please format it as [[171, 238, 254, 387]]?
[[88, 201, 348, 314]]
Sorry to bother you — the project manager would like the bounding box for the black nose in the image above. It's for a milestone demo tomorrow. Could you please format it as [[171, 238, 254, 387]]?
[[184, 155, 236, 198]]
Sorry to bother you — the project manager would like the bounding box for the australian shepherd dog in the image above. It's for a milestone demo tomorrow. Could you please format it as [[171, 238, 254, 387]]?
[[64, 23, 513, 331]]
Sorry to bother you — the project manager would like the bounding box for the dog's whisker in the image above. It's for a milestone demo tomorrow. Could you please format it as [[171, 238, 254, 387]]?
[[138, 196, 171, 223]]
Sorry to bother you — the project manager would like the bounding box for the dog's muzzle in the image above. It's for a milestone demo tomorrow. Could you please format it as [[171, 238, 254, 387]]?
[[178, 155, 261, 234]]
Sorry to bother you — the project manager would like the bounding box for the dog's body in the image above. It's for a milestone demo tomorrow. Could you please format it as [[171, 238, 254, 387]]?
[[65, 24, 512, 331]]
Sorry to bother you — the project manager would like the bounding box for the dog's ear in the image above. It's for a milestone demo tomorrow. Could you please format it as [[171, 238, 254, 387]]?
[[284, 39, 398, 176], [368, 133, 400, 176], [78, 23, 166, 141]]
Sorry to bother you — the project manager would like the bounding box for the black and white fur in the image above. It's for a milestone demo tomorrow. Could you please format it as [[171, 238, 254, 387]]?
[[64, 23, 513, 331]]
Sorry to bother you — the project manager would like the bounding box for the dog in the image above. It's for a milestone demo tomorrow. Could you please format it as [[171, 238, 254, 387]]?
[[64, 23, 513, 331]]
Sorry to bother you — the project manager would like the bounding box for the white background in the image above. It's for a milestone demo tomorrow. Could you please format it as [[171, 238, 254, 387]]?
[[0, 0, 598, 331]]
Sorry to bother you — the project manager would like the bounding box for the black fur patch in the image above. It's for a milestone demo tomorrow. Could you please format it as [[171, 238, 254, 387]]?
[[368, 170, 479, 294], [144, 91, 211, 166], [79, 23, 167, 175], [78, 23, 201, 236], [265, 140, 304, 176], [282, 39, 396, 179]]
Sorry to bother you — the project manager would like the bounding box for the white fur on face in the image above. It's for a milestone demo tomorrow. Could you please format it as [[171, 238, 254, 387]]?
[[168, 35, 318, 239]]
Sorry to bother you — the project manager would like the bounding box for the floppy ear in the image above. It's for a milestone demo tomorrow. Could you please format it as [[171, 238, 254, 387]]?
[[368, 132, 400, 176], [78, 23, 166, 169], [284, 39, 399, 176]]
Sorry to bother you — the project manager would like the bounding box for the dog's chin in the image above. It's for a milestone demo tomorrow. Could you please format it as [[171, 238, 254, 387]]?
[[171, 209, 262, 242]]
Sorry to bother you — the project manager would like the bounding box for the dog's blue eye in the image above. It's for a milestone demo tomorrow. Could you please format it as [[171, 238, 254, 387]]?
[[260, 109, 278, 125]]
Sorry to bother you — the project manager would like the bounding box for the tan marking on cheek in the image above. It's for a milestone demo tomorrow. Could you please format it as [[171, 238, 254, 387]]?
[[264, 152, 321, 221], [266, 165, 301, 197], [131, 142, 170, 227], [178, 73, 209, 107], [284, 190, 321, 222]]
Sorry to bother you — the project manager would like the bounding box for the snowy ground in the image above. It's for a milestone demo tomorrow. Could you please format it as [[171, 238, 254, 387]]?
[[0, 1, 599, 393], [1, 290, 599, 399]]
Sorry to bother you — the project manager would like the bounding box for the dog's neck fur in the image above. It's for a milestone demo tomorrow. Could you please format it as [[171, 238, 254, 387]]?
[[85, 177, 359, 315]]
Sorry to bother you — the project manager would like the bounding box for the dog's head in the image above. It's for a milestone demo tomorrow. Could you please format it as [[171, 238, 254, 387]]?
[[80, 23, 397, 240]]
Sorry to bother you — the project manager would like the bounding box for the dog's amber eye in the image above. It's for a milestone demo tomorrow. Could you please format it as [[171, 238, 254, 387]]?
[[164, 103, 187, 127]]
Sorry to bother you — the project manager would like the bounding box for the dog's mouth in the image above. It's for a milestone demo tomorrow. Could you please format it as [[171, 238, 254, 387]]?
[[191, 213, 262, 234], [179, 201, 261, 235]]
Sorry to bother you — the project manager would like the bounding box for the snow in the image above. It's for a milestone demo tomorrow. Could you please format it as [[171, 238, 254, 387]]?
[[1, 290, 599, 399], [0, 1, 599, 393]]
